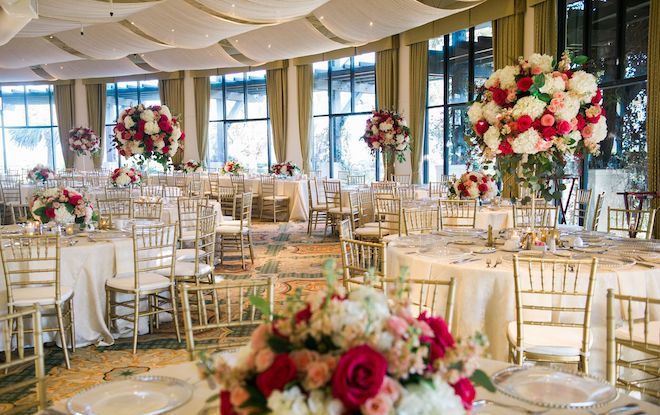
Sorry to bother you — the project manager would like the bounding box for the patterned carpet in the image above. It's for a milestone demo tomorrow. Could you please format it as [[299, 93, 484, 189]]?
[[0, 221, 340, 412]]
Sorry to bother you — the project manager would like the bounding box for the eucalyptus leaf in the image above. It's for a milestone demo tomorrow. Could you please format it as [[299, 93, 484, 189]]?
[[573, 55, 588, 65], [471, 369, 496, 392]]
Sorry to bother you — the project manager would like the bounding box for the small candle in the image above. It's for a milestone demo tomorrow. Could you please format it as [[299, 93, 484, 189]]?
[[99, 217, 110, 230], [25, 222, 36, 236], [65, 224, 75, 236]]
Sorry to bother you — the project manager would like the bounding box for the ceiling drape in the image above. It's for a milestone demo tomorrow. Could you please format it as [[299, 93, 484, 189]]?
[[408, 41, 428, 185]]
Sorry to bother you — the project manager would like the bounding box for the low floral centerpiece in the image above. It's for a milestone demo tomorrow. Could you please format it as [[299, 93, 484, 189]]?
[[29, 187, 96, 225], [466, 52, 606, 200], [221, 160, 243, 175], [204, 262, 493, 415], [178, 159, 202, 173], [270, 161, 299, 177], [450, 171, 499, 200], [112, 104, 184, 168], [109, 166, 142, 187], [361, 110, 411, 179], [27, 164, 55, 183], [68, 126, 100, 156]]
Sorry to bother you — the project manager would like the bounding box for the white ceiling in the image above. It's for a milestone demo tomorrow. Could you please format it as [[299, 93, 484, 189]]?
[[0, 0, 482, 82]]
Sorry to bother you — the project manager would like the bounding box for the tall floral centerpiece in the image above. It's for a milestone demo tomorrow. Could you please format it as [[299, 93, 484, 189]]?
[[27, 164, 55, 183], [270, 161, 299, 177], [178, 160, 202, 173], [30, 187, 97, 226], [450, 171, 499, 201], [361, 110, 411, 180], [466, 52, 606, 203], [68, 127, 100, 156], [109, 166, 142, 187], [112, 104, 184, 169], [203, 262, 494, 415], [220, 160, 244, 175]]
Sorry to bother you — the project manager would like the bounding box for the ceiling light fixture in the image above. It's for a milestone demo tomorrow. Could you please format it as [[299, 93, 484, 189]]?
[[171, 28, 175, 32], [319, 16, 324, 20], [369, 21, 373, 27], [267, 44, 271, 49], [80, 23, 84, 36], [110, 0, 114, 17]]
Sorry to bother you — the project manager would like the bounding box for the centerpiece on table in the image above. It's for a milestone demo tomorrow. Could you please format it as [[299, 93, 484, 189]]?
[[178, 159, 203, 173], [466, 52, 606, 202], [450, 171, 499, 201], [220, 160, 243, 176], [29, 187, 97, 226], [109, 166, 142, 187], [202, 261, 494, 415], [270, 161, 299, 177], [68, 126, 100, 156], [361, 109, 411, 180], [27, 164, 55, 183], [112, 104, 184, 169]]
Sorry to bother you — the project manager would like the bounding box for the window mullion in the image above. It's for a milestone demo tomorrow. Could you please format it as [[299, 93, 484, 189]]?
[[48, 86, 56, 168], [468, 27, 475, 101], [443, 34, 450, 176], [0, 89, 7, 173]]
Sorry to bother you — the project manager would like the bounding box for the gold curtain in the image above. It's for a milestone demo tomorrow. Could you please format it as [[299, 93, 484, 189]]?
[[297, 65, 313, 174], [408, 41, 428, 184], [85, 84, 106, 169], [53, 84, 76, 169], [649, 0, 660, 238], [266, 67, 288, 163], [375, 48, 399, 110], [158, 78, 185, 165], [194, 77, 210, 164], [533, 0, 557, 57]]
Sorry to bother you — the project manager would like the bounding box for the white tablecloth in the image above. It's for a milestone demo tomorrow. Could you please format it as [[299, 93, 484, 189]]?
[[385, 235, 660, 378]]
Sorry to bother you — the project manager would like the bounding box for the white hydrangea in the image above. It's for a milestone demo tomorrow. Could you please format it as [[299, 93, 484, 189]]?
[[482, 101, 502, 125], [483, 126, 501, 151], [267, 386, 310, 415], [512, 129, 542, 155], [498, 65, 519, 89], [484, 71, 500, 89], [114, 173, 131, 187], [528, 53, 554, 73], [307, 391, 344, 415], [568, 70, 598, 103], [127, 140, 143, 155], [144, 121, 160, 135], [590, 117, 607, 143], [396, 376, 465, 415], [159, 105, 172, 120], [539, 74, 566, 95], [171, 126, 182, 140], [140, 109, 155, 122], [467, 102, 483, 124], [554, 94, 581, 121], [54, 205, 76, 224], [566, 130, 582, 149], [123, 116, 135, 129], [512, 96, 547, 120]]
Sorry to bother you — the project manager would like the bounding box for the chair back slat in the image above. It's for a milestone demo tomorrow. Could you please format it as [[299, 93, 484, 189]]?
[[403, 207, 439, 234], [607, 207, 657, 239], [439, 199, 477, 228]]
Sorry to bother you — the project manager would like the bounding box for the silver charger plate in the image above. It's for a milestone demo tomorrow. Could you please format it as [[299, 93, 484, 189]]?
[[66, 375, 193, 415], [491, 366, 617, 409]]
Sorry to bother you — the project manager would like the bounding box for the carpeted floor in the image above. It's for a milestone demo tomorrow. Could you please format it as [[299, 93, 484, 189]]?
[[0, 221, 340, 412]]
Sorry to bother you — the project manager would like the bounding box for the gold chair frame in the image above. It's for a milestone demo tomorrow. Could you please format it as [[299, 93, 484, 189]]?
[[260, 176, 289, 222], [591, 192, 605, 231], [339, 237, 386, 290], [131, 200, 163, 220], [403, 206, 440, 235], [218, 192, 255, 269], [512, 204, 559, 229], [607, 207, 657, 240], [439, 199, 477, 229]]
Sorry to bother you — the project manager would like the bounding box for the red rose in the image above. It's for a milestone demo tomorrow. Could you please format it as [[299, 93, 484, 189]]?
[[556, 120, 572, 135], [453, 378, 476, 410], [457, 183, 465, 191], [565, 70, 574, 78], [576, 114, 586, 130], [490, 87, 508, 106], [475, 120, 489, 136], [591, 88, 602, 105], [542, 126, 556, 139], [587, 114, 601, 124], [499, 141, 513, 155], [68, 194, 82, 205], [256, 354, 297, 398], [134, 131, 144, 141], [137, 119, 146, 132], [461, 190, 470, 197], [180, 132, 185, 141], [332, 345, 387, 410], [45, 208, 56, 219], [516, 115, 532, 132], [162, 146, 169, 154], [115, 123, 125, 132], [295, 305, 312, 324], [469, 175, 478, 183], [531, 119, 543, 132], [418, 311, 455, 363], [516, 77, 533, 92], [219, 391, 238, 415], [478, 183, 488, 193]]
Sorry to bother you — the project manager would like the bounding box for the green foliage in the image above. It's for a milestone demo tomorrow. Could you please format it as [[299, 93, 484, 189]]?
[[471, 369, 496, 392], [573, 55, 589, 65]]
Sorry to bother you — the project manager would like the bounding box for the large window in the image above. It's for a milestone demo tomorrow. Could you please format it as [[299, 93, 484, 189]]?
[[560, 0, 649, 211], [313, 53, 377, 181], [104, 80, 160, 168], [207, 71, 272, 173], [0, 84, 64, 171], [425, 23, 493, 182]]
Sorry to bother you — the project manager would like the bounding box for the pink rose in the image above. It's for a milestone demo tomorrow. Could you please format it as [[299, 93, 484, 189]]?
[[306, 360, 332, 389], [379, 377, 401, 403], [556, 120, 572, 135], [254, 348, 275, 372], [386, 316, 408, 337], [250, 324, 269, 350], [229, 387, 249, 407], [582, 124, 593, 138], [540, 113, 555, 127], [361, 394, 392, 415], [332, 345, 387, 410], [290, 349, 318, 372]]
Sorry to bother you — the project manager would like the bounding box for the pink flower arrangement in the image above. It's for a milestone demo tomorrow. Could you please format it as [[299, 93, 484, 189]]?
[[68, 126, 100, 156], [112, 104, 184, 168], [450, 171, 499, 200], [178, 159, 202, 173], [29, 187, 96, 225], [361, 110, 411, 162], [27, 164, 55, 183], [221, 160, 243, 175], [109, 166, 142, 187], [206, 262, 493, 415], [270, 161, 299, 177]]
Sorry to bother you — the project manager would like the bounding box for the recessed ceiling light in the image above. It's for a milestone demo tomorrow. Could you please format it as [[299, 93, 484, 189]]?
[[205, 34, 209, 38], [141, 54, 145, 57], [171, 28, 175, 32], [60, 66, 63, 69], [267, 44, 271, 48], [319, 16, 324, 20], [369, 21, 373, 26], [49, 35, 54, 39], [231, 3, 235, 7], [130, 21, 135, 25], [235, 39, 238, 43]]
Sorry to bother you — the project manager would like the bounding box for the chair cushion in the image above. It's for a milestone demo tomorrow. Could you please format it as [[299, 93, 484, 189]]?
[[615, 321, 660, 345], [328, 207, 358, 215], [311, 204, 328, 211], [507, 321, 591, 357], [11, 285, 73, 306], [216, 225, 248, 235], [362, 222, 380, 228], [176, 248, 206, 262], [222, 219, 249, 227], [354, 227, 389, 237], [169, 261, 213, 277], [179, 230, 196, 241], [263, 195, 288, 201], [107, 272, 171, 291]]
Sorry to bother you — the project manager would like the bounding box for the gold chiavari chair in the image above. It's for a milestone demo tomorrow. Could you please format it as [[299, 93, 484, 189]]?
[[518, 184, 542, 201], [188, 173, 203, 197], [163, 186, 183, 200], [217, 192, 255, 269], [104, 186, 132, 199], [591, 192, 605, 231], [206, 172, 220, 200], [97, 198, 132, 227], [429, 180, 450, 198], [566, 189, 592, 229], [306, 178, 327, 235], [0, 306, 47, 413], [1, 180, 23, 224], [132, 200, 163, 220], [371, 181, 397, 195], [105, 223, 181, 353], [9, 204, 31, 224], [339, 218, 354, 240], [512, 204, 559, 229], [357, 188, 375, 227], [218, 178, 238, 217], [180, 277, 273, 360], [177, 197, 209, 249], [323, 180, 359, 236], [173, 172, 187, 189], [355, 194, 401, 241], [509, 256, 598, 373], [0, 235, 75, 368], [339, 238, 386, 291], [230, 174, 247, 194], [391, 174, 411, 185], [607, 290, 659, 399], [403, 207, 440, 235], [394, 185, 416, 201], [347, 175, 366, 186], [607, 207, 657, 240], [439, 199, 477, 229], [140, 185, 163, 198], [336, 170, 349, 182], [260, 176, 289, 222], [381, 276, 456, 325]]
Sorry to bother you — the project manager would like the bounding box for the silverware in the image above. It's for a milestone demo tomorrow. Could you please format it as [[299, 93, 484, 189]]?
[[493, 257, 503, 268], [450, 256, 480, 264]]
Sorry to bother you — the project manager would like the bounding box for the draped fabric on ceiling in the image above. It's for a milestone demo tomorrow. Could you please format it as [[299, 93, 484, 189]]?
[[408, 41, 428, 185], [85, 83, 106, 169], [266, 67, 289, 163], [158, 78, 185, 165], [296, 65, 313, 174], [53, 84, 76, 169], [648, 0, 660, 238], [194, 77, 211, 164], [493, 0, 525, 197], [532, 0, 557, 57]]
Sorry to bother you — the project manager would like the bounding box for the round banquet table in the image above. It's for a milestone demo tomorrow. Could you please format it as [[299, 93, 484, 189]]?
[[385, 232, 660, 378]]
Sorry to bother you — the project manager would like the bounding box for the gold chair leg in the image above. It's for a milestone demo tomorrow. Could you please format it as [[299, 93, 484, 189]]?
[[132, 294, 140, 354], [239, 235, 246, 269], [69, 297, 76, 353], [247, 233, 255, 264], [169, 285, 181, 343], [55, 303, 71, 369], [105, 289, 111, 329]]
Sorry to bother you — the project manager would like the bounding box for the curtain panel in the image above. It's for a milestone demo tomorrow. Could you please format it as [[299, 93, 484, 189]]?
[[266, 67, 288, 164], [533, 0, 557, 57], [375, 48, 399, 110], [193, 77, 210, 164], [54, 84, 76, 169], [648, 0, 660, 238], [158, 78, 185, 165], [296, 65, 313, 174], [85, 83, 106, 169], [408, 41, 428, 184]]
